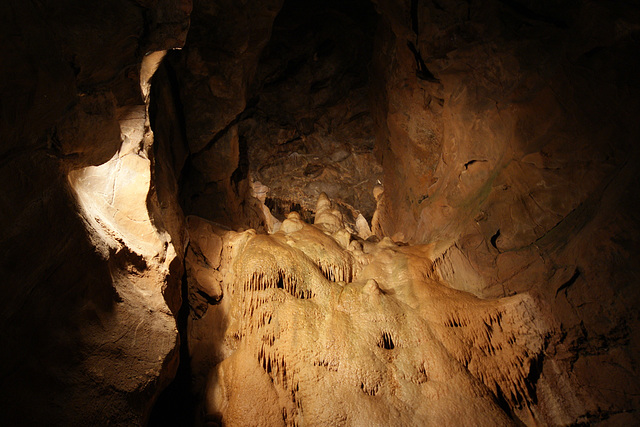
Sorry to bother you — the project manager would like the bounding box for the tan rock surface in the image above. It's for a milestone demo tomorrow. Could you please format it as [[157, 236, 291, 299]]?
[[186, 195, 551, 425], [368, 1, 640, 422], [171, 1, 640, 423]]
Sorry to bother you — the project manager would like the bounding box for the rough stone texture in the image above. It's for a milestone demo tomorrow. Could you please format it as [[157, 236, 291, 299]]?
[[240, 0, 382, 226], [369, 0, 640, 424], [0, 0, 190, 424], [172, 0, 383, 231], [2, 0, 639, 425], [186, 196, 551, 425], [171, 0, 640, 425], [169, 0, 285, 229]]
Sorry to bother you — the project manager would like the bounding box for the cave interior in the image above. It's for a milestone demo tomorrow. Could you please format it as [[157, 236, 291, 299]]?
[[1, 0, 640, 425]]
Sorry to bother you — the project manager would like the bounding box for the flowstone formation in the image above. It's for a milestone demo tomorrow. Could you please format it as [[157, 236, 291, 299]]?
[[186, 194, 550, 425]]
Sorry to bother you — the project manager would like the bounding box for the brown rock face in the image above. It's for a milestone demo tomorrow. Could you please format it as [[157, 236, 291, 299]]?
[[168, 0, 285, 229], [0, 0, 190, 424], [368, 1, 640, 423], [2, 0, 639, 425], [241, 0, 382, 225], [171, 0, 639, 425]]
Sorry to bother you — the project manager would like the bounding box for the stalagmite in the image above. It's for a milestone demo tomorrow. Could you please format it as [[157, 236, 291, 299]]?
[[355, 213, 373, 240]]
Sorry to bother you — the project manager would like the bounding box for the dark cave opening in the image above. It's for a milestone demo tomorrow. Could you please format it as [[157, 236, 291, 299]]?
[[241, 0, 381, 223], [148, 272, 195, 427], [176, 0, 383, 232]]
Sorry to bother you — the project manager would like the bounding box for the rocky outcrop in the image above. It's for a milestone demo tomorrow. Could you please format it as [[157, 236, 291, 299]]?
[[185, 195, 551, 425], [0, 0, 190, 424]]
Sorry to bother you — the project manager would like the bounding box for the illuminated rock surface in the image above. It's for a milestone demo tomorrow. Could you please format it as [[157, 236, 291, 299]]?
[[0, 1, 190, 424], [1, 0, 639, 425], [186, 195, 550, 425]]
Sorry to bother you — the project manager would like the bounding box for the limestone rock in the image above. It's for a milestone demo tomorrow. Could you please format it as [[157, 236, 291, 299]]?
[[173, 0, 382, 232], [355, 213, 373, 240], [3, 0, 639, 425], [187, 195, 551, 425]]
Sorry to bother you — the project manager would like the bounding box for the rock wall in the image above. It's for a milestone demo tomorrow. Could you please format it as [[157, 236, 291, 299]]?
[[173, 0, 640, 424], [168, 0, 284, 229], [241, 0, 382, 225], [171, 0, 384, 231], [2, 0, 638, 425], [0, 0, 191, 424], [370, 0, 640, 423]]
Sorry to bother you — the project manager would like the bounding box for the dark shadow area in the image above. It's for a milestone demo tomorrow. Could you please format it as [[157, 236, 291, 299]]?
[[148, 272, 195, 427], [238, 0, 382, 223]]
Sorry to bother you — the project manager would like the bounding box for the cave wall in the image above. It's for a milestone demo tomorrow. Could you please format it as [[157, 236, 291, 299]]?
[[171, 0, 640, 424], [0, 0, 191, 424], [1, 0, 639, 425], [240, 0, 382, 225], [171, 0, 385, 232], [168, 0, 284, 229], [370, 0, 640, 423]]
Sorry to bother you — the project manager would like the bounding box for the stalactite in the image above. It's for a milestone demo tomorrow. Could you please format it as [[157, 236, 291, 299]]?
[[315, 257, 353, 283], [435, 299, 548, 410]]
